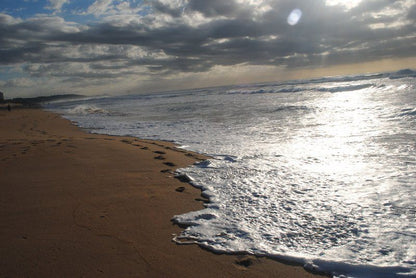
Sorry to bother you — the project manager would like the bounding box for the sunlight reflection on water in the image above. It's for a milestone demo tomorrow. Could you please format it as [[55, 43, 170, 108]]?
[[48, 73, 416, 277]]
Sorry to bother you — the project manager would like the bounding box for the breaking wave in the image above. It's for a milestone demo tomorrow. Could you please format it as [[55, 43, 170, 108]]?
[[46, 70, 416, 278], [67, 104, 110, 115]]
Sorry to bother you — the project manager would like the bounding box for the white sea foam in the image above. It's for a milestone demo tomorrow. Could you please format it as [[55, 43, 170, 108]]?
[[46, 70, 416, 277], [67, 104, 109, 115]]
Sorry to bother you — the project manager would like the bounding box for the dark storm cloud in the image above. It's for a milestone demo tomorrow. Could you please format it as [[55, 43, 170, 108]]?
[[187, 0, 241, 17], [151, 1, 184, 17], [407, 4, 416, 22], [152, 0, 242, 17], [0, 0, 415, 84]]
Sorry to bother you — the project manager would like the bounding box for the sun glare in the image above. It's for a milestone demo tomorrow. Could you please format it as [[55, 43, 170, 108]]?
[[287, 9, 302, 25]]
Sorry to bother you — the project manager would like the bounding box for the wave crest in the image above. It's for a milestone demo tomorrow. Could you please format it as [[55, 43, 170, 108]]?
[[67, 104, 109, 115]]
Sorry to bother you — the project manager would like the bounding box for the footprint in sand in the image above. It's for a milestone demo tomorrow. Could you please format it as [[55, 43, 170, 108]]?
[[174, 174, 192, 183], [154, 155, 166, 160], [235, 256, 256, 268], [21, 147, 30, 154], [163, 162, 176, 167], [195, 198, 209, 203], [160, 169, 173, 174], [154, 151, 166, 155]]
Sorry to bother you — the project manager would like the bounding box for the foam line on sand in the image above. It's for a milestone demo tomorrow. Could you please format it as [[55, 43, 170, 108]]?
[[0, 108, 325, 277]]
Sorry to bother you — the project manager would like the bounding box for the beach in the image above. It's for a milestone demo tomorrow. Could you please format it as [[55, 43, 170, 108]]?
[[0, 108, 324, 277]]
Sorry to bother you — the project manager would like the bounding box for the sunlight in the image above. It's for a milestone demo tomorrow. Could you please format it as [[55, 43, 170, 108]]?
[[325, 0, 362, 10], [287, 9, 302, 25], [286, 85, 381, 181]]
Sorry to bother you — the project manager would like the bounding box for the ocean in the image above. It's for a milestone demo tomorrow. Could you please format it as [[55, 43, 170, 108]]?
[[46, 69, 416, 277]]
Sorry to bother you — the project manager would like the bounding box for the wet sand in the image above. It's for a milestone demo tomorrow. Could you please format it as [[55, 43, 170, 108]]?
[[0, 108, 325, 277]]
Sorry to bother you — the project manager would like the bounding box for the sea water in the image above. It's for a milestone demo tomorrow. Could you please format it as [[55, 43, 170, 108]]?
[[46, 70, 416, 277]]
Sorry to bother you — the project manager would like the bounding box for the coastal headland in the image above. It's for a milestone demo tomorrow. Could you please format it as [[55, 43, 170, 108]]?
[[0, 107, 325, 277]]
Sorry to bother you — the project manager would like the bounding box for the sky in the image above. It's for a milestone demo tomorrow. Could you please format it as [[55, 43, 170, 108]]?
[[0, 0, 415, 97]]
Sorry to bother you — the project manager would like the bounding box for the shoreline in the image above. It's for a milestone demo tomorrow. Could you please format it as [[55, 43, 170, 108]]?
[[0, 107, 326, 277]]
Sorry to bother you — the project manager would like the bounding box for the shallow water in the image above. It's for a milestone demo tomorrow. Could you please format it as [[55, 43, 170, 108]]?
[[46, 70, 416, 277]]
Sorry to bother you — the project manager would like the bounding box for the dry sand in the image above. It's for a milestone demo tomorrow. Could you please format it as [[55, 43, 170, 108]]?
[[0, 108, 326, 277]]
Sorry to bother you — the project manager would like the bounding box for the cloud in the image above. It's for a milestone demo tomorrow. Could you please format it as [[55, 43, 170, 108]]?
[[0, 0, 415, 97], [151, 0, 186, 17], [85, 0, 143, 17], [187, 0, 240, 17], [404, 0, 416, 23], [87, 0, 114, 16], [46, 0, 70, 12]]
